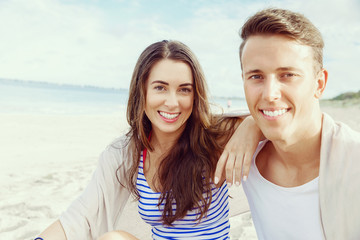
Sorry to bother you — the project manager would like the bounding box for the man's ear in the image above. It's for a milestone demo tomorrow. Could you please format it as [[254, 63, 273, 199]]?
[[315, 69, 328, 99]]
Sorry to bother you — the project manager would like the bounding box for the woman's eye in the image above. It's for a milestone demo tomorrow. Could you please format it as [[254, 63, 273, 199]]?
[[180, 88, 192, 93], [154, 85, 165, 91]]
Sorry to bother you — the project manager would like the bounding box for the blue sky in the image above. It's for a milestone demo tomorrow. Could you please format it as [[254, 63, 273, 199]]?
[[1, 0, 359, 98]]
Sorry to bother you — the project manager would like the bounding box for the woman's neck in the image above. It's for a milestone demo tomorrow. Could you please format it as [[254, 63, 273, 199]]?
[[150, 130, 181, 155]]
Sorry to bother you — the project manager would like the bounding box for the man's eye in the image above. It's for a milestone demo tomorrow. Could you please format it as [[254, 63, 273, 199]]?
[[249, 75, 262, 80], [284, 73, 295, 77]]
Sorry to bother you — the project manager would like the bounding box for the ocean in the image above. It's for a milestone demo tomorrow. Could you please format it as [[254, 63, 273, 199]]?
[[0, 80, 248, 115]]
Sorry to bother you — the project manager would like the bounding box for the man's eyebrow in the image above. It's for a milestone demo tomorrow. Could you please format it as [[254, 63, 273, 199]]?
[[244, 69, 263, 75], [244, 67, 304, 75], [276, 67, 303, 72]]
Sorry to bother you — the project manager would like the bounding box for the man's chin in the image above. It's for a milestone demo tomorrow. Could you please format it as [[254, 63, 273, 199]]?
[[260, 128, 287, 142]]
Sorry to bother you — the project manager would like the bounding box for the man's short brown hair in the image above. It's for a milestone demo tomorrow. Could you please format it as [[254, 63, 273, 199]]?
[[239, 8, 324, 73]]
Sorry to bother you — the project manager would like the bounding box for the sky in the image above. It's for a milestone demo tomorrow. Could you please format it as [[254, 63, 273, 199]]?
[[0, 0, 359, 99]]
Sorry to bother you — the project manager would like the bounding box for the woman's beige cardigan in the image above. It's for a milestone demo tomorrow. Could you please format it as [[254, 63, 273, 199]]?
[[59, 136, 133, 240]]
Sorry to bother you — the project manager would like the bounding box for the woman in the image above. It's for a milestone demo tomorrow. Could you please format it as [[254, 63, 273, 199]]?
[[37, 40, 260, 239]]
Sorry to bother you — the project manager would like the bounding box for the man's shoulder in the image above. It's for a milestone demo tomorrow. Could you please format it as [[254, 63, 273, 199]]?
[[322, 112, 360, 145]]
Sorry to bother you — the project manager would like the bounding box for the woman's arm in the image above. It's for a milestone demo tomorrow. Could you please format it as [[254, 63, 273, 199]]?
[[37, 220, 67, 240], [214, 116, 263, 186]]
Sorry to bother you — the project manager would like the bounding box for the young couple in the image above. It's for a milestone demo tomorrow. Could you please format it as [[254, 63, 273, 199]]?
[[37, 8, 360, 240]]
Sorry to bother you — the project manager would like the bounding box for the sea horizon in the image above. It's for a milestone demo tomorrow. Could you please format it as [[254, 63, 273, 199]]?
[[0, 78, 248, 115]]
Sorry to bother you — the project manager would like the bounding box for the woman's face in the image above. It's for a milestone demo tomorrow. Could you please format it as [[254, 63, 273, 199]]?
[[145, 59, 194, 138]]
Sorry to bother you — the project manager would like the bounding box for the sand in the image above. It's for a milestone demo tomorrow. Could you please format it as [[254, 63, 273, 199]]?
[[1, 103, 359, 240]]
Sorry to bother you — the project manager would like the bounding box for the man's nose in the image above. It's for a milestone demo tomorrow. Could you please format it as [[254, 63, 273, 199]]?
[[262, 77, 281, 102]]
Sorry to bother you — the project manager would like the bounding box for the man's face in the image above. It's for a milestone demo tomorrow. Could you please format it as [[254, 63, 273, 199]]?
[[241, 34, 325, 144]]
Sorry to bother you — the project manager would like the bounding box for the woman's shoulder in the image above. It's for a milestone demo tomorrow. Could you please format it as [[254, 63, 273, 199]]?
[[108, 134, 132, 150], [99, 134, 133, 170]]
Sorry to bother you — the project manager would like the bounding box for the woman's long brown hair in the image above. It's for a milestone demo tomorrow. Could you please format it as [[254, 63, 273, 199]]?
[[117, 40, 236, 225]]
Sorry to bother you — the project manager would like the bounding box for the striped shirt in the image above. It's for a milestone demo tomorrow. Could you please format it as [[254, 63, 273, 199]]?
[[136, 150, 230, 239]]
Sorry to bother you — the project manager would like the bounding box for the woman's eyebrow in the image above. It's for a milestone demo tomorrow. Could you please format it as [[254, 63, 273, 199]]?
[[179, 83, 193, 87], [151, 80, 168, 85]]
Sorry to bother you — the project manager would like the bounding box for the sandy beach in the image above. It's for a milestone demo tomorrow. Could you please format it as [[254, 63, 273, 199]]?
[[0, 102, 359, 240]]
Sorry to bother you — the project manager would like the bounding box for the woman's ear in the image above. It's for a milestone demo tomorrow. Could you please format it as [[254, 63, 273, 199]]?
[[315, 69, 328, 99]]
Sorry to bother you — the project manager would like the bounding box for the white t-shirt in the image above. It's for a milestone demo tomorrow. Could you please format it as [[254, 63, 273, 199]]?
[[242, 141, 324, 240]]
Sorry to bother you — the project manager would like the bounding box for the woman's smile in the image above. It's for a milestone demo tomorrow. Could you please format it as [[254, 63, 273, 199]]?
[[158, 111, 181, 122]]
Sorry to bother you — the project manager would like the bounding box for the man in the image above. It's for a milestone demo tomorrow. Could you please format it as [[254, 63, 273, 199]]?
[[217, 8, 360, 240]]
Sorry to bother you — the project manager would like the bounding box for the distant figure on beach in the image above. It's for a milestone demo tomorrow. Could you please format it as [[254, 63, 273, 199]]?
[[36, 40, 261, 239], [227, 99, 232, 109], [216, 8, 360, 239]]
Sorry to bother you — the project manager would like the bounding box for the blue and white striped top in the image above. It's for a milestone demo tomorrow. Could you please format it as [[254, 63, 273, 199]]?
[[136, 150, 230, 239]]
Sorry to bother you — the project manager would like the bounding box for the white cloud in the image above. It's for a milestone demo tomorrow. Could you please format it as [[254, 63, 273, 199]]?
[[0, 0, 136, 88], [0, 0, 359, 98]]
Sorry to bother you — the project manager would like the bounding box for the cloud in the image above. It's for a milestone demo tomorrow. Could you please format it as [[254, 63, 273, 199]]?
[[0, 0, 133, 88], [0, 0, 359, 98]]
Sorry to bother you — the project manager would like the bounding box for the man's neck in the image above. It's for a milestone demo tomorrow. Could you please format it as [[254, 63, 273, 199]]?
[[257, 114, 323, 187]]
